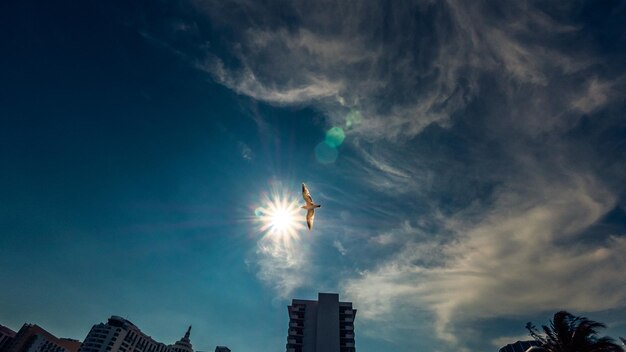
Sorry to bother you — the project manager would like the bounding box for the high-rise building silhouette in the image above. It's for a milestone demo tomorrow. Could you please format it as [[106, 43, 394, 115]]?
[[286, 293, 356, 352], [4, 324, 80, 352], [79, 316, 192, 352], [213, 347, 230, 352]]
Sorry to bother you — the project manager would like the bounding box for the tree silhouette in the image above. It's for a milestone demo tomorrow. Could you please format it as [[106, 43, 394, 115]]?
[[525, 311, 623, 352]]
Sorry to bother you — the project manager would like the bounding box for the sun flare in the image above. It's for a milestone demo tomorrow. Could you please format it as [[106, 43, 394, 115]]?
[[254, 189, 304, 239]]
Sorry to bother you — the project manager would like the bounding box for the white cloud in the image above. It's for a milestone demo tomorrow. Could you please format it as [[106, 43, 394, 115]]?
[[255, 235, 311, 298], [237, 141, 254, 160], [201, 56, 342, 104], [572, 78, 615, 113], [333, 240, 347, 256], [344, 174, 626, 346]]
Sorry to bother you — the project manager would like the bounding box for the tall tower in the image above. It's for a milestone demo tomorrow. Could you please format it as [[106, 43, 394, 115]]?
[[286, 293, 356, 352]]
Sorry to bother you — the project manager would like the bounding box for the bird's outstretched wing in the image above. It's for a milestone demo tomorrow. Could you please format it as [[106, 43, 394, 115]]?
[[306, 209, 315, 230], [302, 183, 314, 205]]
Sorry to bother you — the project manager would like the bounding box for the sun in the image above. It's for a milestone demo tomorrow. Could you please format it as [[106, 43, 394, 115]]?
[[269, 208, 295, 231], [254, 188, 304, 239]]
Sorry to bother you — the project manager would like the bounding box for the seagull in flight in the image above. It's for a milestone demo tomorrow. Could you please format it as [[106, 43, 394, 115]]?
[[301, 183, 321, 230]]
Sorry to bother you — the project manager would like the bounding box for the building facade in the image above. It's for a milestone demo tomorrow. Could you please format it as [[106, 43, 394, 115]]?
[[286, 293, 356, 352], [4, 324, 80, 352], [79, 316, 192, 352], [0, 325, 16, 352], [169, 328, 193, 352]]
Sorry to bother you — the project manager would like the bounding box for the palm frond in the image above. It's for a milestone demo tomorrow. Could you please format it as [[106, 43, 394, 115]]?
[[525, 311, 622, 352]]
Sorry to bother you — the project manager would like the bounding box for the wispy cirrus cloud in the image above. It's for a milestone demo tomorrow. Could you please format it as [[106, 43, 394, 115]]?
[[191, 1, 623, 140], [332, 240, 347, 256]]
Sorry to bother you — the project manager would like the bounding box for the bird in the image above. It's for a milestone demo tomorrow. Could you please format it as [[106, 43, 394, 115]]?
[[301, 183, 321, 230]]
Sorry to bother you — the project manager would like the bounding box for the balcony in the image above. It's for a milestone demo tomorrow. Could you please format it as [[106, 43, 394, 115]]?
[[288, 329, 303, 336], [286, 340, 302, 347]]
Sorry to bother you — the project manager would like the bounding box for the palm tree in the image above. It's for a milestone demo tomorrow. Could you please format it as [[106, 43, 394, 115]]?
[[525, 311, 623, 352]]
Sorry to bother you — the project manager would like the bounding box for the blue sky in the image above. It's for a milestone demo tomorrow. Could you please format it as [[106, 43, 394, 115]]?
[[1, 1, 626, 351]]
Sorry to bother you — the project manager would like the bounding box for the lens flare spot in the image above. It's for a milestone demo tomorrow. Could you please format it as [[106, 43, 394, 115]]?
[[325, 127, 345, 147], [254, 207, 264, 217], [315, 141, 338, 164]]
